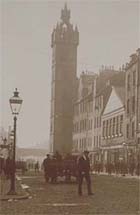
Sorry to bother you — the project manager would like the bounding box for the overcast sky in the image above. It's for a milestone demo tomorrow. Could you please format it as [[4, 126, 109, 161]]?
[[0, 0, 139, 148]]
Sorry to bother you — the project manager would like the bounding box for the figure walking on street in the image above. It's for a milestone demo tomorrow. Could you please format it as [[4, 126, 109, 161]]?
[[43, 154, 51, 182], [77, 150, 93, 196]]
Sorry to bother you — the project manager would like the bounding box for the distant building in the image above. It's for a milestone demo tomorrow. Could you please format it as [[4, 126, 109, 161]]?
[[50, 4, 79, 154], [125, 48, 140, 161], [16, 147, 47, 166]]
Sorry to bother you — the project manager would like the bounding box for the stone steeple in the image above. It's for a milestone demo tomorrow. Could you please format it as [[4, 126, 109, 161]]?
[[51, 3, 79, 47], [50, 4, 79, 154], [61, 3, 70, 24]]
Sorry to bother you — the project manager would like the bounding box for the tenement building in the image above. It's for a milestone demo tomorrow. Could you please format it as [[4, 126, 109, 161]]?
[[93, 84, 112, 164], [72, 72, 96, 156], [72, 67, 125, 165], [50, 4, 79, 154], [92, 68, 125, 164], [101, 85, 125, 165], [125, 49, 140, 162]]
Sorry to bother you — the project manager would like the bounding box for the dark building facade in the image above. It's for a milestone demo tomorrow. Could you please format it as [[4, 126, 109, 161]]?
[[50, 4, 79, 154], [125, 49, 140, 162]]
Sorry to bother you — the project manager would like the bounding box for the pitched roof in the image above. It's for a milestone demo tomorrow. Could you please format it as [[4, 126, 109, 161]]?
[[96, 85, 112, 112], [96, 70, 125, 93], [103, 86, 125, 115], [114, 86, 125, 105]]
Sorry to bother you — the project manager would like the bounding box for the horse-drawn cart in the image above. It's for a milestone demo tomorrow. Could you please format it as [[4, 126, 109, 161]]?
[[44, 155, 78, 183]]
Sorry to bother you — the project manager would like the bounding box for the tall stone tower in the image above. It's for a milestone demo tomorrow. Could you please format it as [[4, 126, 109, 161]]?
[[50, 4, 79, 154]]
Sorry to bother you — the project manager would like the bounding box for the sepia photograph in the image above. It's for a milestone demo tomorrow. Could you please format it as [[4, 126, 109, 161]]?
[[0, 0, 140, 214]]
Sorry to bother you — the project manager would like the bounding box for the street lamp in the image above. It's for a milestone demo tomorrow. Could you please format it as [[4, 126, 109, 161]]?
[[8, 88, 23, 195]]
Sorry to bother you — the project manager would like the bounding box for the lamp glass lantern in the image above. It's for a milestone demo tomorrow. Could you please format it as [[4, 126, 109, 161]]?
[[9, 88, 23, 115]]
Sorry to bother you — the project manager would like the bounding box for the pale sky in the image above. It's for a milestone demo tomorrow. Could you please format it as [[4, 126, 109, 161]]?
[[0, 0, 139, 148]]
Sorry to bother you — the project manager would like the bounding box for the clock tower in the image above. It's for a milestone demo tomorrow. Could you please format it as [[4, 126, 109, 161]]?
[[50, 4, 79, 154]]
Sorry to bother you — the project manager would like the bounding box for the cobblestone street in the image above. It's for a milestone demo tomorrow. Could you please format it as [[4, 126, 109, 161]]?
[[1, 172, 139, 215]]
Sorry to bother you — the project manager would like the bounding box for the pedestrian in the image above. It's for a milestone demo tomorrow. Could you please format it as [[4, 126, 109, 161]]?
[[120, 158, 126, 176], [77, 150, 93, 196], [115, 161, 120, 175], [129, 157, 135, 176], [50, 155, 57, 183], [43, 154, 51, 182], [55, 151, 62, 161], [0, 154, 4, 175], [35, 161, 39, 173], [5, 156, 14, 179], [136, 161, 140, 176]]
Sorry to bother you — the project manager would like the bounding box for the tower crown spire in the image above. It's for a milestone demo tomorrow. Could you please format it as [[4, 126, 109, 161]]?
[[61, 3, 70, 24]]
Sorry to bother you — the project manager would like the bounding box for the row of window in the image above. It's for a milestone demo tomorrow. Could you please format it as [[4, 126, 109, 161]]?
[[95, 96, 102, 110], [94, 135, 101, 148], [73, 121, 136, 152], [127, 96, 136, 114], [74, 101, 93, 115], [94, 116, 101, 128], [73, 138, 93, 151], [126, 122, 135, 138], [73, 136, 102, 152], [102, 115, 123, 138], [73, 119, 93, 133], [127, 70, 136, 90]]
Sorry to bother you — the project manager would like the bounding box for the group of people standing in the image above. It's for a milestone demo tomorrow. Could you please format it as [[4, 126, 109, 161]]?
[[43, 151, 63, 183], [0, 155, 14, 179], [43, 150, 93, 196], [93, 158, 140, 176]]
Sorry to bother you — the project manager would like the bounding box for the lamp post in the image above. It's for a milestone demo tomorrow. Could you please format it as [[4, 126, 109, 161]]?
[[8, 88, 23, 195]]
